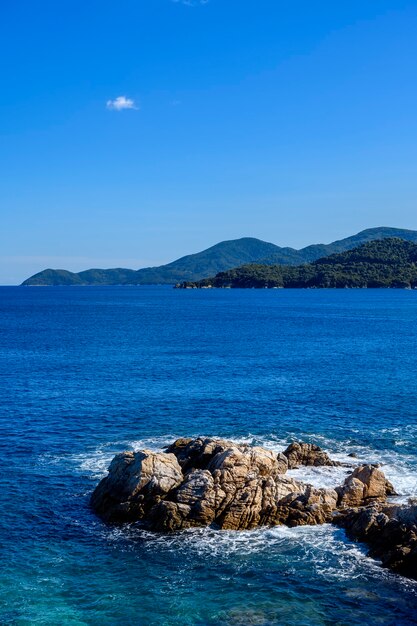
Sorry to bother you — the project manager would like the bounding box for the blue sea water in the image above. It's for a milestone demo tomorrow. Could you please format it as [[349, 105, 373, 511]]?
[[1, 286, 417, 626]]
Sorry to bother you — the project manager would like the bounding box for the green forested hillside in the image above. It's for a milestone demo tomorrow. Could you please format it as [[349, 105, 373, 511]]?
[[22, 228, 417, 285], [132, 237, 285, 282], [179, 239, 417, 289], [293, 226, 417, 262], [22, 238, 283, 285]]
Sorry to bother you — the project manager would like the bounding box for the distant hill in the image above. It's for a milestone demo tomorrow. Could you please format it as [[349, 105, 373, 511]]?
[[22, 238, 282, 286], [259, 227, 417, 265], [132, 237, 283, 284], [22, 227, 417, 285], [24, 267, 138, 286], [179, 239, 417, 289]]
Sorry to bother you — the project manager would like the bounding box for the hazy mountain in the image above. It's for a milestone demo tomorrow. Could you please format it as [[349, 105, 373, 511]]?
[[22, 238, 286, 285], [22, 267, 138, 286], [22, 227, 417, 285]]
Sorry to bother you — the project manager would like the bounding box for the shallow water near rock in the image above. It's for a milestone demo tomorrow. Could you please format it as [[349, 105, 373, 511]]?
[[1, 286, 417, 625]]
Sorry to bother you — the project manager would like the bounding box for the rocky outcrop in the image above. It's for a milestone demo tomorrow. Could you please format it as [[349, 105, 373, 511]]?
[[334, 503, 417, 580], [90, 449, 183, 522], [90, 437, 416, 580], [92, 437, 343, 530], [336, 465, 396, 508], [283, 442, 341, 469], [270, 485, 338, 527]]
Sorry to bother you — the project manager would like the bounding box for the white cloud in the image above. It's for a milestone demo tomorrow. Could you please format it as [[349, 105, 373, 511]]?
[[106, 96, 138, 111]]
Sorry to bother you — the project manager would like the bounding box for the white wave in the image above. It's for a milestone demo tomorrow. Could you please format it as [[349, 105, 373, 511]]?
[[75, 434, 185, 479], [104, 522, 416, 587], [36, 430, 417, 592], [65, 433, 287, 480], [40, 430, 417, 503], [246, 433, 417, 504], [287, 465, 353, 490]]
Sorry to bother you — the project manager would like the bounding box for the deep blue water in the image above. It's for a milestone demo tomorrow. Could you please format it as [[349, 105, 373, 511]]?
[[1, 286, 417, 625]]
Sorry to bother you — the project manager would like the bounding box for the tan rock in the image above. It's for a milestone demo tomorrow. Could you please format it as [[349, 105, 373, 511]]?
[[284, 442, 340, 469], [90, 449, 183, 522], [276, 452, 288, 474], [166, 437, 233, 471], [336, 465, 395, 508], [275, 486, 338, 526], [334, 504, 417, 580], [90, 439, 393, 536]]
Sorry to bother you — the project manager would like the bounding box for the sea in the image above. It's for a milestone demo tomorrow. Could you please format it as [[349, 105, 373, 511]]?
[[0, 286, 417, 626]]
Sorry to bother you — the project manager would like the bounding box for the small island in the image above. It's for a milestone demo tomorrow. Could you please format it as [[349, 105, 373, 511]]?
[[91, 437, 417, 581], [176, 238, 417, 289]]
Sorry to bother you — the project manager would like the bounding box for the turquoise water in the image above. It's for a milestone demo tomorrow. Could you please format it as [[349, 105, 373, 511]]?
[[0, 286, 416, 625]]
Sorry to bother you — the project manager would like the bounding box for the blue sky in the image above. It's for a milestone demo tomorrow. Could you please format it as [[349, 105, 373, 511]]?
[[1, 0, 417, 284]]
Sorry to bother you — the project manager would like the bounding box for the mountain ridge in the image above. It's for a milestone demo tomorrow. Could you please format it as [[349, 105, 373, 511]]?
[[22, 227, 417, 285], [178, 238, 417, 289]]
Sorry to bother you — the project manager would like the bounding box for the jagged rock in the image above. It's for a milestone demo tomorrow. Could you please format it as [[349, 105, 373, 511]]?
[[91, 440, 391, 534], [208, 446, 304, 530], [152, 444, 306, 531], [336, 465, 396, 508], [274, 486, 339, 527], [166, 437, 233, 472], [164, 437, 193, 461], [150, 469, 217, 531], [276, 452, 289, 474], [90, 449, 183, 522], [90, 437, 417, 580], [283, 442, 340, 469], [334, 504, 417, 580], [166, 436, 289, 475], [92, 438, 341, 532]]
